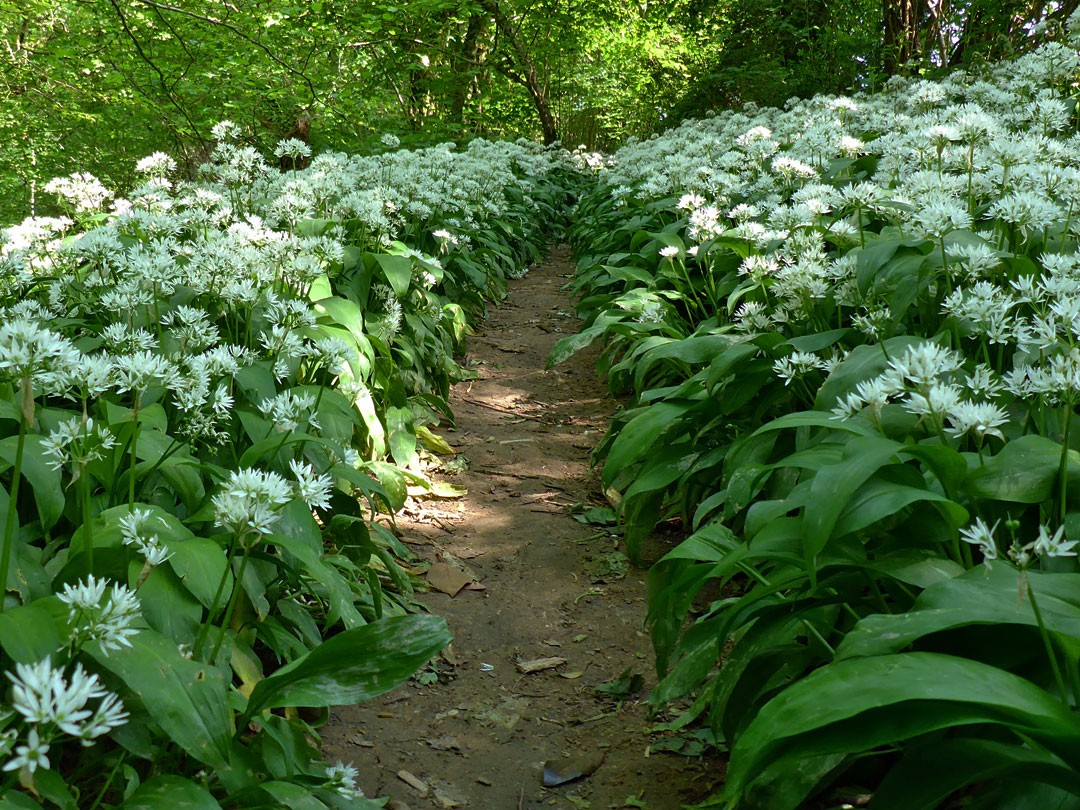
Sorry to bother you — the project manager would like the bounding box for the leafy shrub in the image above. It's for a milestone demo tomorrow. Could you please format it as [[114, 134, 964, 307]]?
[[555, 23, 1080, 809], [0, 130, 582, 806]]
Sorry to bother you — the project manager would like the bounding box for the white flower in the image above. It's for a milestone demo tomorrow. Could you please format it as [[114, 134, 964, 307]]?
[[135, 152, 177, 177], [289, 460, 334, 510], [912, 193, 972, 238], [2, 727, 50, 774], [325, 760, 366, 799], [659, 245, 680, 259], [118, 508, 173, 567], [960, 517, 999, 571], [274, 138, 312, 161], [259, 390, 321, 434], [110, 351, 180, 395], [945, 401, 1009, 441], [6, 659, 126, 743], [903, 383, 963, 418], [41, 417, 117, 471], [212, 468, 294, 541], [57, 576, 141, 654], [0, 319, 82, 389], [772, 351, 825, 385], [211, 120, 241, 141], [1033, 524, 1078, 558], [889, 343, 964, 387]]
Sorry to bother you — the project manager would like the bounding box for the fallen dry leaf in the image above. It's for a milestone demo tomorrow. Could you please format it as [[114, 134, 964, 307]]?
[[426, 563, 474, 597], [426, 736, 463, 752], [516, 656, 567, 674], [542, 750, 605, 786], [397, 770, 428, 796]]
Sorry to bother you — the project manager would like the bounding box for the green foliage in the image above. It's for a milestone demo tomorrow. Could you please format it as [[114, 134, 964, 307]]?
[[0, 135, 581, 805], [556, 38, 1080, 808]]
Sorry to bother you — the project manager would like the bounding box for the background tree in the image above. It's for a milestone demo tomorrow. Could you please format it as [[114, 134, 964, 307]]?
[[0, 0, 1074, 222]]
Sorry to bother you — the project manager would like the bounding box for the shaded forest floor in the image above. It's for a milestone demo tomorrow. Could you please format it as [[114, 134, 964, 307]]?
[[322, 246, 722, 809]]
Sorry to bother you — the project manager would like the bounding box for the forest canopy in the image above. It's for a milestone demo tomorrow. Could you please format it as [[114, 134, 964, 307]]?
[[0, 0, 1075, 221]]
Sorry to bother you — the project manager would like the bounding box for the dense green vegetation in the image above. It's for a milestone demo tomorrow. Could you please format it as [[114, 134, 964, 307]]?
[[3, 0, 1077, 222], [554, 24, 1080, 810], [0, 132, 583, 806], [5, 0, 1080, 807]]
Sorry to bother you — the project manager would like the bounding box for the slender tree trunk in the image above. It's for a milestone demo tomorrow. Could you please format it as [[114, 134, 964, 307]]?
[[449, 13, 487, 133], [482, 0, 559, 144]]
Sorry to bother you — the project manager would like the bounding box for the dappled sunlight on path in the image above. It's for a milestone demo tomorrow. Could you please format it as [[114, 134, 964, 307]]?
[[322, 246, 719, 810]]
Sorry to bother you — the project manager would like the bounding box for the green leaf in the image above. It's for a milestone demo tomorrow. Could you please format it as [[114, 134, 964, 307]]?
[[833, 464, 966, 537], [836, 563, 1080, 660], [365, 460, 407, 511], [372, 253, 412, 297], [268, 533, 364, 630], [603, 401, 688, 487], [813, 336, 922, 411], [967, 435, 1080, 503], [87, 630, 232, 769], [169, 538, 230, 610], [137, 564, 203, 645], [547, 311, 621, 368], [123, 776, 223, 810], [725, 652, 1080, 801], [242, 614, 450, 723], [0, 435, 64, 529], [872, 738, 1080, 810], [0, 602, 61, 663], [0, 793, 45, 809], [803, 436, 901, 569], [259, 782, 333, 810]]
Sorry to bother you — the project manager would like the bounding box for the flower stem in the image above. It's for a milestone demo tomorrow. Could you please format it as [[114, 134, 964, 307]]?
[[0, 415, 27, 613], [1027, 577, 1070, 705], [1059, 402, 1072, 525], [128, 396, 141, 511], [193, 533, 238, 661], [209, 546, 252, 664], [80, 468, 94, 575]]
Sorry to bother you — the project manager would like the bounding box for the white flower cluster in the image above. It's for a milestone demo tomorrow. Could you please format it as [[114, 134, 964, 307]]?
[[2, 658, 128, 775]]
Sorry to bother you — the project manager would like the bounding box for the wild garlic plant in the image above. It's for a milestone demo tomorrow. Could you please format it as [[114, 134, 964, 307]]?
[[0, 127, 579, 805], [558, 22, 1080, 810]]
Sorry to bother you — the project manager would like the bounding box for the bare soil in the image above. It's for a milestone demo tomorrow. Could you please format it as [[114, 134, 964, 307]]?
[[322, 246, 722, 810]]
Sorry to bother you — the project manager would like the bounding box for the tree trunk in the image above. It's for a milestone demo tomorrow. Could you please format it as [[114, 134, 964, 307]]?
[[449, 13, 488, 134], [482, 0, 559, 144]]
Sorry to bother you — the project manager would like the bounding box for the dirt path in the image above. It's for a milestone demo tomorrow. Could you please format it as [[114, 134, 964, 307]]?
[[322, 246, 718, 810]]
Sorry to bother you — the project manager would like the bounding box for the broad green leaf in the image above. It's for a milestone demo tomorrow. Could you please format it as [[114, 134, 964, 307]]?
[[967, 434, 1080, 503], [169, 537, 230, 610], [259, 783, 332, 810], [833, 464, 966, 537], [87, 630, 232, 769], [123, 775, 223, 810], [137, 564, 203, 645], [0, 602, 60, 663], [365, 460, 407, 510], [872, 738, 1080, 810], [242, 614, 450, 722], [0, 435, 64, 529], [813, 336, 921, 411], [268, 532, 364, 630], [836, 563, 1080, 660], [751, 410, 877, 438], [803, 436, 901, 569], [547, 311, 621, 368], [603, 401, 689, 487], [0, 793, 45, 809], [372, 253, 412, 297], [725, 652, 1080, 799]]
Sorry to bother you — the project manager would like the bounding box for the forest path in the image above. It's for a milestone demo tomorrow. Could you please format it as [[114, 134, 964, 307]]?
[[322, 246, 717, 810]]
